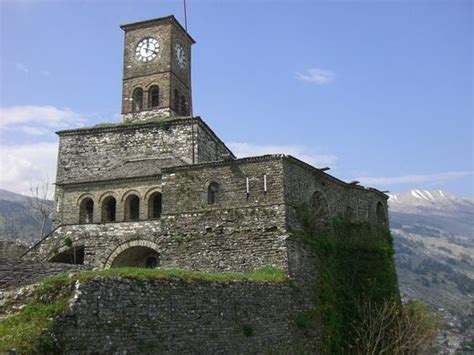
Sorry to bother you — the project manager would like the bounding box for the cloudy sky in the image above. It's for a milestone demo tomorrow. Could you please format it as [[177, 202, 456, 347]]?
[[0, 0, 472, 197]]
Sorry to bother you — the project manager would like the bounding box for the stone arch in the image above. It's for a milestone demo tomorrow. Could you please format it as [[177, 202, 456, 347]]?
[[144, 187, 162, 201], [49, 245, 85, 265], [308, 190, 331, 231], [104, 239, 161, 269], [132, 87, 144, 112], [79, 198, 94, 224], [207, 181, 219, 205], [101, 196, 117, 222], [76, 193, 95, 206], [121, 189, 141, 202], [376, 201, 388, 225], [124, 194, 140, 221], [148, 191, 162, 219], [147, 85, 160, 108], [98, 191, 117, 204]]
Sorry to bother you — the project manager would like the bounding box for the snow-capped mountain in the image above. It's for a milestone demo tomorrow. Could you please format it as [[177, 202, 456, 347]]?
[[388, 190, 474, 237], [389, 189, 474, 213]]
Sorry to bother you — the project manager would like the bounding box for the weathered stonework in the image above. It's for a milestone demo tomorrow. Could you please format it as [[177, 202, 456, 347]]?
[[51, 276, 318, 354]]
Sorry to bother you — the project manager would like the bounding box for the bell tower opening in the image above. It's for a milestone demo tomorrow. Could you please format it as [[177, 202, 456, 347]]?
[[120, 16, 195, 122]]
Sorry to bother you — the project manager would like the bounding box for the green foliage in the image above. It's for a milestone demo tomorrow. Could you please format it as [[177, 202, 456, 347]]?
[[295, 312, 311, 329], [62, 237, 72, 248], [291, 215, 400, 353], [0, 296, 66, 353], [172, 234, 185, 244], [242, 324, 254, 337]]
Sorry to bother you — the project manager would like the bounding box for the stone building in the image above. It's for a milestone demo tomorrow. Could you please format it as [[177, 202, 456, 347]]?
[[23, 15, 389, 272]]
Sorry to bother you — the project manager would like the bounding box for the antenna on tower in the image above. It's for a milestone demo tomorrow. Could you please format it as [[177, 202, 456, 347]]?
[[183, 0, 193, 118], [183, 0, 188, 32]]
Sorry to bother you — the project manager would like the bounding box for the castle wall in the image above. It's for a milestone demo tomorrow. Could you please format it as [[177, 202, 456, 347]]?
[[282, 157, 389, 228], [196, 124, 234, 162], [56, 122, 194, 185], [162, 156, 285, 213], [25, 204, 289, 272], [51, 277, 318, 354], [57, 177, 162, 225], [0, 259, 90, 292]]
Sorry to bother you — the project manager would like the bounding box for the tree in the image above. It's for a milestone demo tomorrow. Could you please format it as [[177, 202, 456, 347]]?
[[351, 299, 440, 354], [25, 178, 53, 240]]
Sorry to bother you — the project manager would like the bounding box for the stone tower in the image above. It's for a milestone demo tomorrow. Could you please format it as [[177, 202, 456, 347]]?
[[120, 16, 195, 122]]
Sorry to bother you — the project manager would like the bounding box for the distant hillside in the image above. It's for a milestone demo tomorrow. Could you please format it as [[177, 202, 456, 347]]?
[[0, 189, 53, 245], [389, 189, 474, 351]]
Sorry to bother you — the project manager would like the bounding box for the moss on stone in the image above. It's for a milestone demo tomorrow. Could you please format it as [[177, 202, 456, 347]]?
[[93, 117, 174, 129], [290, 219, 399, 353]]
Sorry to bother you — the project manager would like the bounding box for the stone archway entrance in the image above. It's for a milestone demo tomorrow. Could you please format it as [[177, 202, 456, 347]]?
[[104, 240, 160, 269]]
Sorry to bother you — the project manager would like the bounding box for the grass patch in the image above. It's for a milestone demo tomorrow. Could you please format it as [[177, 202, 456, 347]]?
[[0, 298, 67, 353], [0, 266, 286, 353], [43, 266, 288, 285]]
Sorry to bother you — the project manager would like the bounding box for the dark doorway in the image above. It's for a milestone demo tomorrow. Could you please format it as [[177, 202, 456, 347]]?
[[50, 246, 85, 265], [111, 246, 160, 268]]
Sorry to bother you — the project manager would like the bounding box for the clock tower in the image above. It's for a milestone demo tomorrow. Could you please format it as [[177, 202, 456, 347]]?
[[120, 16, 195, 122]]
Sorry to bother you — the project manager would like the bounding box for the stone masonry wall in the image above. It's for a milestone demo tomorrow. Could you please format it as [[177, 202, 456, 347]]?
[[162, 156, 284, 214], [196, 123, 234, 163], [282, 157, 389, 228], [57, 177, 162, 225], [25, 204, 289, 272], [51, 277, 319, 354], [55, 121, 194, 185], [0, 259, 90, 291]]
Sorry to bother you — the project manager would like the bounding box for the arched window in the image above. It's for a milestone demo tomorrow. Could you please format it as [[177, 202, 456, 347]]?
[[173, 89, 180, 112], [308, 191, 331, 232], [124, 194, 140, 221], [79, 198, 94, 224], [207, 182, 219, 205], [148, 85, 160, 108], [132, 88, 143, 112], [102, 196, 116, 222], [148, 192, 162, 219], [376, 201, 387, 225], [180, 95, 187, 116]]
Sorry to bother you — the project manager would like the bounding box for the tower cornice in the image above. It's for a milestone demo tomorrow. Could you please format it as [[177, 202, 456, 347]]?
[[120, 15, 196, 44]]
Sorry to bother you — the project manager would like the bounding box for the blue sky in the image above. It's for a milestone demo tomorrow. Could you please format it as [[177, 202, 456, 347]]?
[[0, 0, 472, 197]]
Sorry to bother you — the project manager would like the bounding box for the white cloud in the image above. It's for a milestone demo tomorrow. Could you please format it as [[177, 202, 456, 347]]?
[[0, 141, 58, 195], [357, 171, 473, 186], [40, 70, 51, 76], [15, 63, 29, 73], [228, 142, 337, 167], [296, 68, 334, 84], [0, 105, 86, 135]]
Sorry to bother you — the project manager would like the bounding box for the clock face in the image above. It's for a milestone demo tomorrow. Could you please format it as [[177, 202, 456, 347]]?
[[175, 43, 186, 69], [135, 38, 159, 62]]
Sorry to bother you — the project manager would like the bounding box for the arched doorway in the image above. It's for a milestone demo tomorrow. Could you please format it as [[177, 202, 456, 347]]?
[[110, 246, 159, 268], [49, 246, 85, 265], [104, 240, 161, 269]]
